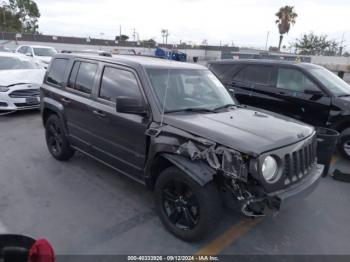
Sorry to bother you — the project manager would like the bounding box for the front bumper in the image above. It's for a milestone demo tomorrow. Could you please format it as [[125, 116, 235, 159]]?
[[0, 91, 40, 111], [242, 164, 324, 216], [268, 164, 324, 206]]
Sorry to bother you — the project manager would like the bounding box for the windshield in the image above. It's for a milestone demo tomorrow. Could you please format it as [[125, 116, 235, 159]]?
[[33, 47, 57, 57], [147, 68, 234, 113], [309, 67, 350, 96], [0, 56, 40, 70]]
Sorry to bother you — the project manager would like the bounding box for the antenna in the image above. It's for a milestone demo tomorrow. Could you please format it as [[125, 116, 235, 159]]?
[[159, 69, 171, 127]]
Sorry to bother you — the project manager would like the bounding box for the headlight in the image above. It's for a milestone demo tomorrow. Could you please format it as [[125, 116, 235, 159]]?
[[0, 86, 9, 92], [261, 156, 279, 182]]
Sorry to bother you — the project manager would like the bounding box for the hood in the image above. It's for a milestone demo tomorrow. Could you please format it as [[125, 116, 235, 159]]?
[[164, 107, 314, 156], [0, 69, 45, 86]]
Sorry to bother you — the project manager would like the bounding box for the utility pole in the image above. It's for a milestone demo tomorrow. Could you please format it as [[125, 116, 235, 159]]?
[[340, 32, 345, 56], [119, 25, 121, 38], [265, 31, 270, 51], [132, 28, 137, 41]]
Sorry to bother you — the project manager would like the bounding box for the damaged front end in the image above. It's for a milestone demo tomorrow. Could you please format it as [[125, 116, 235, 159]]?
[[173, 132, 323, 217], [175, 140, 280, 217]]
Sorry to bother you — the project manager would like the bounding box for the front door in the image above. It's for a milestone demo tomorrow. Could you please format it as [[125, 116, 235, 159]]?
[[89, 65, 150, 180], [275, 66, 331, 126]]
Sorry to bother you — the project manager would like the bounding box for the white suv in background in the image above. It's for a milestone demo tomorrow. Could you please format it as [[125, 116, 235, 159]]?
[[16, 45, 57, 69]]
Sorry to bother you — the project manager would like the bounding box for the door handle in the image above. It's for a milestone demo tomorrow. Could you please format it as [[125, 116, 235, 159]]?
[[61, 97, 71, 104], [92, 110, 106, 118]]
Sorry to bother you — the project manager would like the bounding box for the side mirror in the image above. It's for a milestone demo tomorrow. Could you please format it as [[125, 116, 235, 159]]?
[[116, 96, 148, 116], [304, 89, 323, 96], [25, 52, 33, 57]]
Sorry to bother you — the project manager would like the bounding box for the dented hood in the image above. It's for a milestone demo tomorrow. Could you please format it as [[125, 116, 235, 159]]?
[[164, 107, 314, 156]]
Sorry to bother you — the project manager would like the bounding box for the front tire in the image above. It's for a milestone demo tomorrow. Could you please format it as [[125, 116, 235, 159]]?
[[154, 166, 222, 241], [45, 114, 75, 161], [339, 134, 350, 161]]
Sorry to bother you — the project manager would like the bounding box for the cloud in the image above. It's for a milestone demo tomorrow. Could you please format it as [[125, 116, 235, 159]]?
[[35, 0, 350, 49]]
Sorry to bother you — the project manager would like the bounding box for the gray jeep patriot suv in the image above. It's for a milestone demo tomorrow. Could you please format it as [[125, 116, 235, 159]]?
[[41, 54, 324, 241]]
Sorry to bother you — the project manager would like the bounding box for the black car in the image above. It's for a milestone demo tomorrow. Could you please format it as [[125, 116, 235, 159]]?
[[207, 59, 350, 160], [41, 54, 323, 241]]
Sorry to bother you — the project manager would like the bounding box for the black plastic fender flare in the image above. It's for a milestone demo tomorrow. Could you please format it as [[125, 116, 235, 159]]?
[[161, 153, 216, 186]]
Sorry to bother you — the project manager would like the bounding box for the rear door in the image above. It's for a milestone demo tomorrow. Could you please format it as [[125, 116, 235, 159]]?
[[62, 60, 99, 153], [89, 64, 151, 180], [230, 64, 284, 113]]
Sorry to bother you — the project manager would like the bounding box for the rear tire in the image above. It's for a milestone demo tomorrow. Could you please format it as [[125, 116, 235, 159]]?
[[45, 114, 75, 161], [154, 166, 222, 241]]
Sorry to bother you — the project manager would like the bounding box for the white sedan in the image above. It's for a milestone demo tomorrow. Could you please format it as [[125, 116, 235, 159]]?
[[0, 53, 45, 111]]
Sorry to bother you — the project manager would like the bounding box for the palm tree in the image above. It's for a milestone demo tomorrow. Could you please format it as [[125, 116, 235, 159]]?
[[275, 5, 297, 51]]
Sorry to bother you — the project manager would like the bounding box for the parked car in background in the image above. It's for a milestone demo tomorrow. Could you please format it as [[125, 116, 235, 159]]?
[[41, 54, 323, 241], [207, 59, 350, 160], [16, 45, 57, 69], [0, 53, 45, 111], [0, 46, 13, 52]]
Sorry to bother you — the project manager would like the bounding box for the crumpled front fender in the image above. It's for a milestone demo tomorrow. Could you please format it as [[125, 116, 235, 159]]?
[[161, 153, 217, 186]]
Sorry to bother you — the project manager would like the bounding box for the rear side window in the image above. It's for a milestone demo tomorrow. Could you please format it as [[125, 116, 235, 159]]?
[[46, 58, 69, 87], [243, 65, 273, 85], [69, 61, 98, 94], [99, 67, 141, 102]]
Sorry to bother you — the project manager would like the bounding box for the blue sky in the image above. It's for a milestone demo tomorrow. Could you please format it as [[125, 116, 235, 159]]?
[[34, 0, 350, 50]]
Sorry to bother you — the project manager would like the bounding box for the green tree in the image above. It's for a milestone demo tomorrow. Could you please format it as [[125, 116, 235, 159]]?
[[115, 34, 129, 42], [292, 32, 341, 56], [2, 0, 40, 33], [0, 6, 22, 32], [275, 5, 297, 51]]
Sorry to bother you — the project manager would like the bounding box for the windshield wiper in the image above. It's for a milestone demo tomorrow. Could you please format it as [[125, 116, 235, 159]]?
[[213, 104, 236, 111], [165, 108, 216, 114]]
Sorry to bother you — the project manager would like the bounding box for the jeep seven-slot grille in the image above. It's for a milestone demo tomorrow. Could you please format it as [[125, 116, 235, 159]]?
[[9, 89, 39, 98], [283, 137, 317, 186]]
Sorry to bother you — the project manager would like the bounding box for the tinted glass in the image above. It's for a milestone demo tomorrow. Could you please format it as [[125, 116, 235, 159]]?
[[68, 62, 80, 88], [244, 65, 273, 85], [147, 69, 234, 112], [74, 62, 98, 94], [100, 67, 141, 102], [309, 67, 350, 96], [277, 68, 319, 92], [210, 64, 238, 83], [46, 58, 69, 87]]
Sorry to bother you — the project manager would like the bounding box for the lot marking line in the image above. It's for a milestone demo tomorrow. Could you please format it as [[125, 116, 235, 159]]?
[[195, 218, 262, 256]]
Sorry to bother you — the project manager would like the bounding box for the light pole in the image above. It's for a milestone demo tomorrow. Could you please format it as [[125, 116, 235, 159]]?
[[265, 31, 270, 51]]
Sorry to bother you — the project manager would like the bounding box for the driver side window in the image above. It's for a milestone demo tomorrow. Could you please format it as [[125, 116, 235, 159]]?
[[277, 68, 319, 92]]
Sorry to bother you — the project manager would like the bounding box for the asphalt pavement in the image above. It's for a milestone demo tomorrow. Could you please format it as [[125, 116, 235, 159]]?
[[0, 111, 349, 256]]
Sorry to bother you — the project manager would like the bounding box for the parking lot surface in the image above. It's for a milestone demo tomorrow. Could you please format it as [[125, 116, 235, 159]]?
[[0, 111, 350, 255]]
